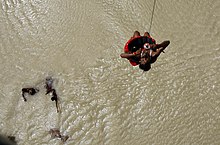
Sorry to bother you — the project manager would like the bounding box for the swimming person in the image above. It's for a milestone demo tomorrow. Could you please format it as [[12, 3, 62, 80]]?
[[45, 77, 60, 112], [21, 88, 39, 102]]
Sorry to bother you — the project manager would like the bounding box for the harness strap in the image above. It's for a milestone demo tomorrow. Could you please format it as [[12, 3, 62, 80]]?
[[149, 49, 153, 57]]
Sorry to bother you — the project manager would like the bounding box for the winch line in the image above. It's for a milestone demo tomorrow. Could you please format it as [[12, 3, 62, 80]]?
[[149, 0, 157, 33]]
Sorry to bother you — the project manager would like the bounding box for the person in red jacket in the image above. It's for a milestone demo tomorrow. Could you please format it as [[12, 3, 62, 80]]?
[[120, 31, 170, 71], [120, 31, 156, 66]]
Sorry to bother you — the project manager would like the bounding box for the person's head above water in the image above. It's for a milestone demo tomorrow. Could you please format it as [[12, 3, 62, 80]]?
[[139, 62, 151, 71], [133, 31, 140, 38]]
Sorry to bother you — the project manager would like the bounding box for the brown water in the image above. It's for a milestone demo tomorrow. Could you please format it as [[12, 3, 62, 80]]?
[[0, 0, 220, 144]]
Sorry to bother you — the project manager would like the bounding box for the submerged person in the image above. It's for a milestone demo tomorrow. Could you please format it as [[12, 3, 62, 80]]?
[[49, 128, 69, 142], [49, 128, 62, 138], [22, 88, 39, 102]]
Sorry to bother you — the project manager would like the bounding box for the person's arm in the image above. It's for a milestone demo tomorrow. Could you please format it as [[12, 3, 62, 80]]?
[[120, 53, 136, 58], [153, 41, 170, 51], [22, 92, 27, 102], [120, 48, 142, 58], [46, 89, 53, 95], [22, 89, 27, 102]]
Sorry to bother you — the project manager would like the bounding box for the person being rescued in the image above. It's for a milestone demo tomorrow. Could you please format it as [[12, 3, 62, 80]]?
[[120, 31, 170, 71]]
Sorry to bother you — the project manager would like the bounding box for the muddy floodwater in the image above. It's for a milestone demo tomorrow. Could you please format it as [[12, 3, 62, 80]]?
[[0, 0, 220, 144]]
